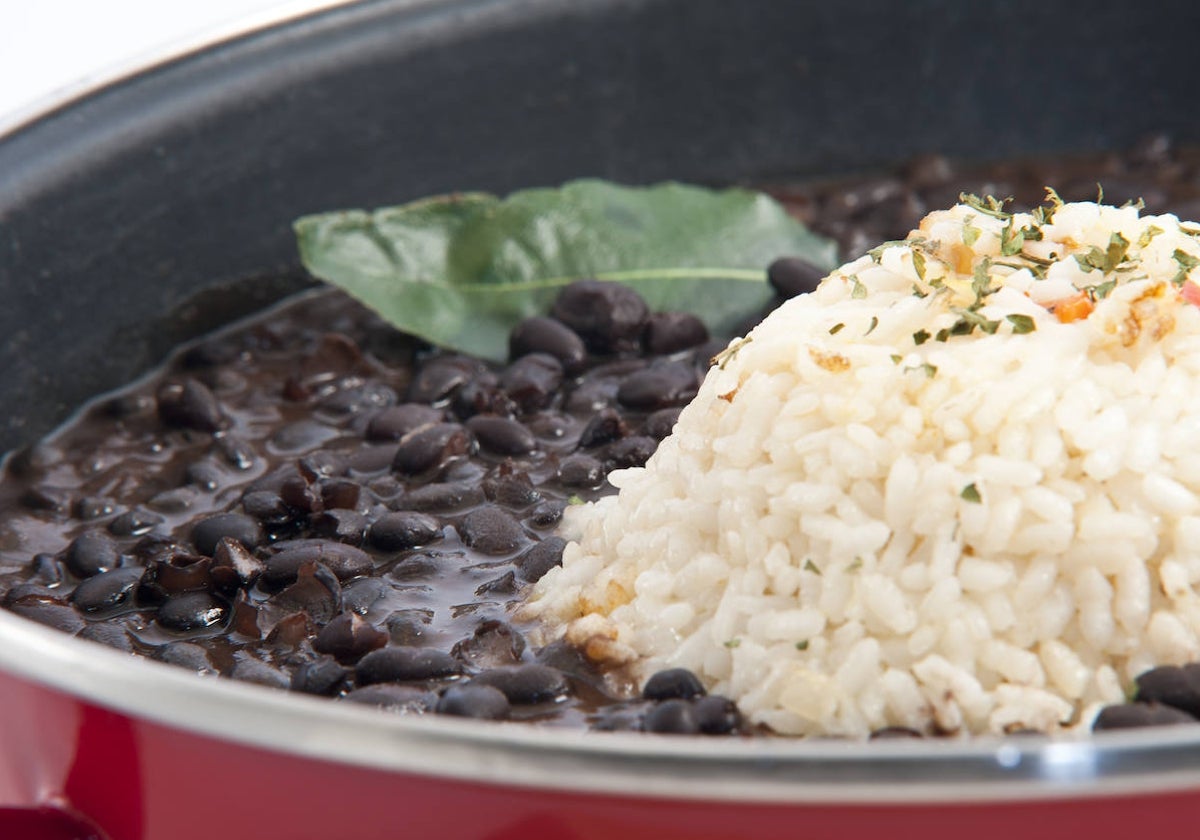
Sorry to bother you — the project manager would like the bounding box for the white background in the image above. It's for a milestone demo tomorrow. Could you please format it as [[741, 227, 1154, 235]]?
[[0, 0, 349, 124]]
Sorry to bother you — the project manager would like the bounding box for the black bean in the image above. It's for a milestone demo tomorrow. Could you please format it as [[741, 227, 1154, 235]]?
[[401, 480, 486, 512], [767, 257, 826, 300], [321, 480, 361, 511], [356, 646, 464, 685], [533, 639, 600, 683], [266, 611, 317, 650], [643, 699, 701, 735], [63, 530, 120, 578], [191, 513, 263, 557], [509, 316, 588, 373], [458, 505, 526, 555], [31, 554, 64, 585], [693, 695, 742, 735], [407, 357, 477, 405], [1134, 664, 1200, 717], [74, 496, 115, 521], [230, 658, 291, 690], [526, 500, 566, 529], [454, 377, 519, 421], [365, 404, 444, 442], [147, 489, 194, 515], [157, 379, 226, 432], [346, 444, 399, 476], [139, 556, 213, 598], [298, 452, 345, 481], [318, 383, 398, 418], [157, 592, 229, 632], [471, 664, 569, 705], [368, 511, 443, 552], [902, 153, 954, 188], [643, 668, 707, 701], [604, 435, 657, 469], [313, 613, 389, 664], [551, 279, 648, 354], [70, 567, 144, 614], [465, 415, 537, 455], [213, 434, 255, 471], [263, 542, 373, 588], [869, 726, 924, 740], [342, 578, 389, 616], [577, 407, 627, 449], [152, 641, 215, 673], [291, 657, 350, 696], [271, 561, 343, 624], [501, 353, 563, 414], [270, 420, 338, 453], [342, 685, 437, 713], [642, 407, 682, 440], [242, 491, 295, 525], [20, 486, 68, 514], [474, 571, 517, 597], [436, 684, 511, 720], [565, 380, 618, 414], [210, 537, 265, 590], [1093, 702, 1198, 730], [556, 454, 605, 489], [859, 192, 925, 236], [643, 312, 708, 355], [388, 554, 443, 582], [108, 508, 165, 537], [386, 608, 434, 646], [77, 623, 134, 652], [482, 470, 540, 509], [311, 509, 368, 545], [514, 537, 566, 583], [184, 461, 223, 491], [279, 475, 321, 514], [6, 595, 85, 633], [392, 423, 474, 476], [451, 619, 527, 669], [617, 363, 699, 411]]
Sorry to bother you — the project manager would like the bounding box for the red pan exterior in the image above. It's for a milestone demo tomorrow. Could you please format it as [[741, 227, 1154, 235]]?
[[3, 668, 1200, 840]]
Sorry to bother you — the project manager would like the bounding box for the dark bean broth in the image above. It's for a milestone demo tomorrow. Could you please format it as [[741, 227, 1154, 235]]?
[[4, 138, 1200, 736]]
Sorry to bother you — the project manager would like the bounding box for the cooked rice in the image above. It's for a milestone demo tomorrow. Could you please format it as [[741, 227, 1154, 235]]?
[[527, 197, 1200, 737]]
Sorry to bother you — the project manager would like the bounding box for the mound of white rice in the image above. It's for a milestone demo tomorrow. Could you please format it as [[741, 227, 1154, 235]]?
[[526, 195, 1200, 737]]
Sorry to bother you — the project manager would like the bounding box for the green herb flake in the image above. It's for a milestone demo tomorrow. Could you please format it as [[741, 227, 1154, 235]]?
[[962, 224, 982, 247], [1044, 186, 1065, 212], [829, 322, 845, 335], [865, 316, 879, 335], [724, 638, 742, 649], [803, 558, 822, 575], [567, 494, 585, 506], [850, 276, 868, 299], [890, 354, 903, 364], [1092, 278, 1118, 300], [919, 362, 937, 378], [1006, 313, 1036, 334], [1138, 225, 1165, 248], [1000, 221, 1024, 256], [960, 193, 1013, 220], [911, 249, 927, 281], [912, 329, 931, 345], [795, 640, 810, 651], [1172, 249, 1200, 286], [961, 483, 982, 504], [912, 283, 929, 299], [712, 335, 753, 369], [935, 328, 950, 342], [847, 557, 864, 572]]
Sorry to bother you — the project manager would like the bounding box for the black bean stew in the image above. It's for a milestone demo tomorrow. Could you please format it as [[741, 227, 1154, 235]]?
[[4, 137, 1200, 737]]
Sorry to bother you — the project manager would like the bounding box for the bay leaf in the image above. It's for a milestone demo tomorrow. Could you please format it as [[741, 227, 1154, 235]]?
[[294, 179, 836, 361]]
